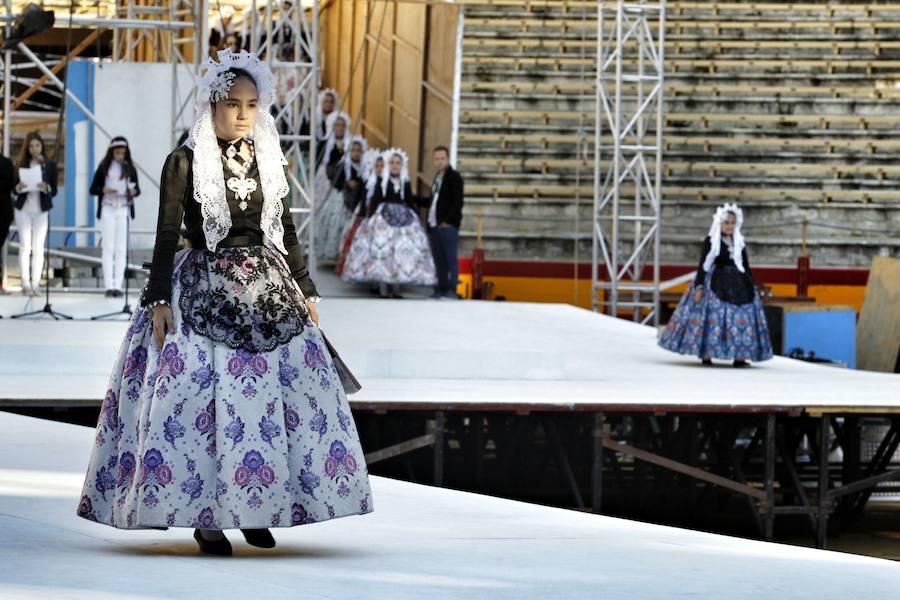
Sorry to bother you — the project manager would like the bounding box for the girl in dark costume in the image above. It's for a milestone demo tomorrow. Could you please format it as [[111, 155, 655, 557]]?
[[659, 203, 773, 367], [313, 111, 352, 263], [334, 136, 368, 277]]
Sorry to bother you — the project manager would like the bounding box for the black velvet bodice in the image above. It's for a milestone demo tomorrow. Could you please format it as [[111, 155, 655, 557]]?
[[694, 236, 757, 305], [140, 146, 318, 307]]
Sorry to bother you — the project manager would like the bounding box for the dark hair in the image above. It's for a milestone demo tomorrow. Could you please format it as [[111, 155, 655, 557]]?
[[97, 136, 133, 181], [212, 67, 258, 105], [433, 145, 449, 156], [16, 130, 44, 169]]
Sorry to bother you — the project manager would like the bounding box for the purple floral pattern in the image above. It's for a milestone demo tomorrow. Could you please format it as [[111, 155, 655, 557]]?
[[76, 245, 373, 530]]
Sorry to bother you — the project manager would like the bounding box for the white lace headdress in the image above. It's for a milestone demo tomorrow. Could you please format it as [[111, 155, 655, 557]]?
[[363, 148, 383, 203], [703, 203, 746, 274], [315, 88, 339, 137], [343, 135, 368, 181], [185, 49, 290, 255], [321, 111, 351, 165], [361, 147, 379, 179], [380, 147, 410, 199]]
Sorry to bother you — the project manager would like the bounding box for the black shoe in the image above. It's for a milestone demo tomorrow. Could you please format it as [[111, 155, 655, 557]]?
[[733, 360, 750, 368], [104, 289, 116, 298], [391, 292, 404, 299], [702, 358, 713, 366], [241, 528, 276, 548], [193, 529, 233, 556], [113, 290, 124, 298]]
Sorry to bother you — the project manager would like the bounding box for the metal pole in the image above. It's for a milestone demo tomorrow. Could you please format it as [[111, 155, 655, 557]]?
[[1, 0, 9, 290], [652, 1, 666, 328], [610, 2, 623, 317], [764, 412, 776, 540], [434, 410, 445, 486], [308, 0, 319, 278], [449, 8, 464, 167], [634, 0, 645, 323], [199, 0, 209, 65], [592, 411, 605, 513], [2, 0, 11, 157], [592, 3, 603, 312], [817, 415, 830, 548]]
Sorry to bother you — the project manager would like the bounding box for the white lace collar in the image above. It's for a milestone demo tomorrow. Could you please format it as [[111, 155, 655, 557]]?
[[184, 50, 289, 255]]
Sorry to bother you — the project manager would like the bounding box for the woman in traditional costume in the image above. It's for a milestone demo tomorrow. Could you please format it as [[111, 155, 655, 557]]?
[[334, 137, 369, 277], [658, 203, 772, 367], [313, 111, 352, 263], [76, 50, 373, 555], [341, 148, 436, 298]]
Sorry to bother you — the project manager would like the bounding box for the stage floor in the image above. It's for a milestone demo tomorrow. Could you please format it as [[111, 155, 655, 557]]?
[[1, 409, 899, 599], [1, 293, 898, 413]]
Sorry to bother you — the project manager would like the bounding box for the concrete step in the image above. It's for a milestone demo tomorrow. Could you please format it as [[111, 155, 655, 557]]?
[[459, 142, 897, 164], [458, 231, 898, 267], [462, 65, 898, 84], [459, 94, 900, 115]]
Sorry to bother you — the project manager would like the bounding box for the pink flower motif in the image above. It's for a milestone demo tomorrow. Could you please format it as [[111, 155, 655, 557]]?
[[235, 465, 251, 487], [250, 355, 268, 376], [169, 356, 185, 376], [155, 464, 173, 486], [342, 453, 357, 474], [228, 357, 245, 377], [259, 465, 276, 486], [324, 456, 338, 477]]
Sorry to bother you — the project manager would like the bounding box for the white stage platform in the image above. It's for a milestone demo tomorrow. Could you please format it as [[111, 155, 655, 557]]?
[[1, 293, 899, 414], [2, 409, 900, 599]]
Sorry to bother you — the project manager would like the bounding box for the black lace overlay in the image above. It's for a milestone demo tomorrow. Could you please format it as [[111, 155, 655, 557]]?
[[177, 245, 311, 353], [710, 264, 756, 305], [380, 202, 415, 227]]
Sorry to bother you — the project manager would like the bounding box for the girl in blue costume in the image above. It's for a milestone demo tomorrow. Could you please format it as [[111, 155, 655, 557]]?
[[659, 203, 773, 367]]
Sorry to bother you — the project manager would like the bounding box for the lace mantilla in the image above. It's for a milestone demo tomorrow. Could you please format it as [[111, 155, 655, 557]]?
[[185, 49, 290, 255], [380, 147, 410, 199]]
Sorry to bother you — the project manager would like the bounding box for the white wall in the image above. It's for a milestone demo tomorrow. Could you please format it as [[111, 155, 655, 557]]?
[[92, 62, 194, 249]]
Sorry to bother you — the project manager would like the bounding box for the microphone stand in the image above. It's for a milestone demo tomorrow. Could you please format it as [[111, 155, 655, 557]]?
[[91, 194, 133, 320], [11, 187, 72, 320]]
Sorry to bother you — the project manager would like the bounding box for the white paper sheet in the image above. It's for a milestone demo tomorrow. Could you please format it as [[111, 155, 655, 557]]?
[[109, 178, 127, 195], [18, 166, 42, 192]]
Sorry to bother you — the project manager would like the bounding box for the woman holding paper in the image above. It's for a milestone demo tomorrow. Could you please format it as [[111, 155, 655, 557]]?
[[12, 130, 57, 295], [90, 136, 142, 297]]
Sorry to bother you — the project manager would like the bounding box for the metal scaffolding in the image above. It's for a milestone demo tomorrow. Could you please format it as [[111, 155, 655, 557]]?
[[592, 1, 666, 326], [249, 0, 319, 275], [0, 0, 319, 275]]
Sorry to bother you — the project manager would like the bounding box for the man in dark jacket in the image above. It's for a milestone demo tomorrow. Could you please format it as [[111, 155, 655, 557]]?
[[423, 146, 464, 299], [0, 153, 14, 294]]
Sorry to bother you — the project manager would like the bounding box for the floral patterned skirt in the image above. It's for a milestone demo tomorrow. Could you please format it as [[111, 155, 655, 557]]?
[[314, 170, 352, 264], [341, 203, 437, 286], [658, 268, 774, 362], [76, 245, 373, 530]]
